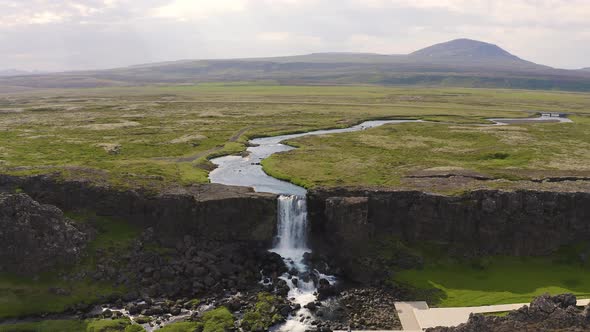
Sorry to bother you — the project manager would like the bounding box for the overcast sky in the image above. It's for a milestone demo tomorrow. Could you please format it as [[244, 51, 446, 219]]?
[[2, 0, 589, 71]]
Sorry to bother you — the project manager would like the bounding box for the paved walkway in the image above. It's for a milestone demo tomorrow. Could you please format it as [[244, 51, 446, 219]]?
[[394, 302, 429, 330]]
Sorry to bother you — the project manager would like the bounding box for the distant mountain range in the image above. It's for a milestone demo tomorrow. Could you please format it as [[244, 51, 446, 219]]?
[[0, 69, 50, 77], [1, 39, 590, 92]]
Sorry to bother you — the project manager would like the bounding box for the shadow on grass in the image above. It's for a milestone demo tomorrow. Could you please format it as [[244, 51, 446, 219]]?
[[393, 243, 590, 307]]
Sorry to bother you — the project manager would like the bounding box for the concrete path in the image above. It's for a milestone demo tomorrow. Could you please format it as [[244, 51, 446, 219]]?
[[394, 302, 429, 330]]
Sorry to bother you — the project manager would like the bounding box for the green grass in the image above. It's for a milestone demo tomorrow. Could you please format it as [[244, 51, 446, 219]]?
[[0, 319, 143, 332], [263, 114, 590, 192], [0, 212, 140, 319], [394, 255, 590, 307], [0, 320, 86, 332], [2, 85, 589, 190], [0, 274, 121, 319]]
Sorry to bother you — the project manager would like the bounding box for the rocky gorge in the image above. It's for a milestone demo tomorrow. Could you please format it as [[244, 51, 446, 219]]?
[[308, 188, 590, 283], [0, 174, 277, 243], [1, 172, 590, 331]]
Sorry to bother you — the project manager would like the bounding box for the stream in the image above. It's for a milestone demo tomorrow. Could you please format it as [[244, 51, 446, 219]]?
[[209, 120, 414, 331], [208, 114, 573, 330], [1, 115, 570, 330]]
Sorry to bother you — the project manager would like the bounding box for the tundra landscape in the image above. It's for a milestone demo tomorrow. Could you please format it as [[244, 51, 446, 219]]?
[[1, 1, 590, 332]]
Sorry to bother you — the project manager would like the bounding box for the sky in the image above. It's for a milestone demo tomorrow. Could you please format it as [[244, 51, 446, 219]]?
[[1, 0, 589, 71]]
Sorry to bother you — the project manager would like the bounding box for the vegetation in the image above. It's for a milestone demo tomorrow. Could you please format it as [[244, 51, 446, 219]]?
[[1, 85, 590, 191], [159, 307, 234, 332], [0, 211, 140, 319], [0, 319, 144, 332], [157, 322, 201, 332], [199, 307, 235, 332], [394, 244, 590, 307], [264, 114, 590, 193], [241, 293, 284, 332]]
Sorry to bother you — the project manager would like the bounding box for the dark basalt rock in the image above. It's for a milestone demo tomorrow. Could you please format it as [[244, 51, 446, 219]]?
[[0, 193, 88, 275], [427, 294, 590, 332], [315, 287, 401, 331], [0, 174, 277, 244], [317, 278, 339, 300], [308, 188, 590, 283]]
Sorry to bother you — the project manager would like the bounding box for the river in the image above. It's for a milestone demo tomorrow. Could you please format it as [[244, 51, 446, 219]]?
[[209, 120, 414, 331]]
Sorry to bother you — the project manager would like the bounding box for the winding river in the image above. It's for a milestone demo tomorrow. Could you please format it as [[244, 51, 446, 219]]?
[[208, 114, 572, 331], [209, 120, 415, 331], [0, 115, 572, 331]]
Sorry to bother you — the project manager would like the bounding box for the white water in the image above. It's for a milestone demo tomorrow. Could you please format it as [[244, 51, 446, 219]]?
[[272, 195, 309, 269], [270, 195, 320, 332]]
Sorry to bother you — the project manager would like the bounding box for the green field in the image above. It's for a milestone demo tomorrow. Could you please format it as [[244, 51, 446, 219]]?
[[1, 85, 590, 190], [395, 255, 590, 307], [264, 114, 590, 193]]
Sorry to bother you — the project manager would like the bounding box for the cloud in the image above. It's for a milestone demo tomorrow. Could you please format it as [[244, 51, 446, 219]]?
[[363, 0, 590, 26], [151, 0, 247, 20], [0, 0, 588, 70]]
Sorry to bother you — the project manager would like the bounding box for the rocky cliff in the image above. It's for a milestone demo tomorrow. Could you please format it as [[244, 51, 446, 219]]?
[[308, 188, 590, 282], [0, 193, 88, 275], [0, 174, 277, 244]]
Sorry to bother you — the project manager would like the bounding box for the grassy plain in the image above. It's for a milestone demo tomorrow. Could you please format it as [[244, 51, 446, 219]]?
[[1, 84, 590, 190], [395, 246, 590, 307], [264, 115, 590, 192]]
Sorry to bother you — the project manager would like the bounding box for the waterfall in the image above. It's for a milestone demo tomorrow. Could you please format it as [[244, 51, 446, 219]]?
[[207, 120, 418, 331], [270, 195, 328, 332], [272, 195, 309, 272]]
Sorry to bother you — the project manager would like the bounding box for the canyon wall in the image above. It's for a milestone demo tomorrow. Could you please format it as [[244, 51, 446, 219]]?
[[0, 175, 277, 244], [308, 188, 590, 282]]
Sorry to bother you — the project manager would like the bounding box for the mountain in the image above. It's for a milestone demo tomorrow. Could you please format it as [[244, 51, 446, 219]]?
[[1, 39, 590, 92], [408, 39, 544, 70], [0, 69, 30, 77]]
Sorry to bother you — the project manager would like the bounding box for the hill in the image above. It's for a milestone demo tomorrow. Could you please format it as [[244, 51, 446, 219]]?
[[408, 38, 545, 70], [1, 39, 590, 92]]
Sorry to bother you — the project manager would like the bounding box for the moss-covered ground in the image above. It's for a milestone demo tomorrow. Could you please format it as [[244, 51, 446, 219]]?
[[241, 293, 284, 331], [0, 211, 140, 319], [158, 307, 234, 332], [0, 318, 144, 332]]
